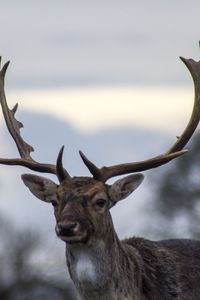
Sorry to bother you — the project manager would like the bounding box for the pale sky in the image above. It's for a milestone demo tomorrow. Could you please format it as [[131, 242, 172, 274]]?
[[0, 0, 200, 88], [0, 0, 199, 136], [3, 86, 193, 135], [0, 0, 199, 248]]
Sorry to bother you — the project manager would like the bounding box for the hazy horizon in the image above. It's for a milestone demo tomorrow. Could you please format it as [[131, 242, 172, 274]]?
[[0, 0, 200, 89]]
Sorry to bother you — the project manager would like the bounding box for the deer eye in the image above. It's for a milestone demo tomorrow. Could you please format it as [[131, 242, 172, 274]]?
[[51, 200, 58, 207], [96, 199, 106, 208]]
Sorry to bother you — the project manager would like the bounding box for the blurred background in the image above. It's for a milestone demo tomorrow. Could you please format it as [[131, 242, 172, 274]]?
[[0, 0, 200, 299]]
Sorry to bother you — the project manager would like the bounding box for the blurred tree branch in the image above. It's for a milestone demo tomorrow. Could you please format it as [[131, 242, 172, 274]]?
[[0, 214, 76, 300], [149, 132, 200, 239]]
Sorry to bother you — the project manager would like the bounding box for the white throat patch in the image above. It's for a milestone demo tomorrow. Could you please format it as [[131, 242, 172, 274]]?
[[75, 253, 97, 282]]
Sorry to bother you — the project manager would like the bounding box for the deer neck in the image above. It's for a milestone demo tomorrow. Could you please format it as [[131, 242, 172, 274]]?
[[66, 227, 120, 280], [65, 227, 134, 300]]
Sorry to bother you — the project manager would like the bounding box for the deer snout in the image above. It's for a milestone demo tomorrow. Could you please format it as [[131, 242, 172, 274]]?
[[56, 221, 78, 236]]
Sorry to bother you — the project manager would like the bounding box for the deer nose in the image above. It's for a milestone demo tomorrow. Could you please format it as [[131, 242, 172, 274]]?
[[57, 221, 78, 236]]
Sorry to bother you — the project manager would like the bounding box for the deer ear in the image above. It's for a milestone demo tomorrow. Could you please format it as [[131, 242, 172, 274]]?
[[108, 174, 144, 205], [21, 174, 58, 202]]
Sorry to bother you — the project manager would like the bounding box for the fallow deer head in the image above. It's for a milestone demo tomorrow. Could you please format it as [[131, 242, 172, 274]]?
[[0, 56, 200, 244]]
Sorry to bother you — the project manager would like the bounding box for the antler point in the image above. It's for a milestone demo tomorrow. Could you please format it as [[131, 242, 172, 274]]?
[[79, 150, 89, 163], [79, 150, 103, 180], [79, 150, 85, 159], [0, 61, 10, 78], [56, 145, 71, 182]]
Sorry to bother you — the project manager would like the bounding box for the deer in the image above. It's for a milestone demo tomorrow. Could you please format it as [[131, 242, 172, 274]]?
[[0, 53, 200, 300]]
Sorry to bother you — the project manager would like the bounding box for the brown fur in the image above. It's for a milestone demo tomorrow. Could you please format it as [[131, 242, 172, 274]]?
[[21, 175, 200, 300]]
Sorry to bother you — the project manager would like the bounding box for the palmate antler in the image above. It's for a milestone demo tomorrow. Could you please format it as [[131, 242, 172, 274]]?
[[79, 57, 200, 182], [0, 58, 70, 182], [0, 55, 199, 183]]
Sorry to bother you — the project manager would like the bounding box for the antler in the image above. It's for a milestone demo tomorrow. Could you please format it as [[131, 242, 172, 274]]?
[[80, 56, 200, 182], [0, 57, 70, 182], [1, 54, 200, 184]]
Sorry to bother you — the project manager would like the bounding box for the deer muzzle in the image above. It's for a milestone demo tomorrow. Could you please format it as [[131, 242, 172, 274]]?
[[56, 221, 79, 237]]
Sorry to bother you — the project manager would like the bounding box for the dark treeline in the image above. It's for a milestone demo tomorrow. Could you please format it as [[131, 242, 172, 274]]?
[[150, 132, 200, 239], [0, 216, 76, 300], [1, 133, 200, 299]]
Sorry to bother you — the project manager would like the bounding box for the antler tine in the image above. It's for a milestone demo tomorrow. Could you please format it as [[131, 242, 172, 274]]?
[[56, 146, 71, 182], [168, 57, 200, 153], [79, 150, 102, 180], [80, 56, 200, 182], [0, 59, 70, 180], [0, 61, 34, 159]]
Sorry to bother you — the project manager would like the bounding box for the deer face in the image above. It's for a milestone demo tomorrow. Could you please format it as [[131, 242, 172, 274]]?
[[0, 56, 199, 244], [21, 174, 144, 244]]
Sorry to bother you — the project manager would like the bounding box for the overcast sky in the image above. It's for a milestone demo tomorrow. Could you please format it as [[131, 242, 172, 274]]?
[[0, 1, 199, 247], [0, 0, 199, 133], [0, 0, 200, 88], [5, 86, 193, 135]]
